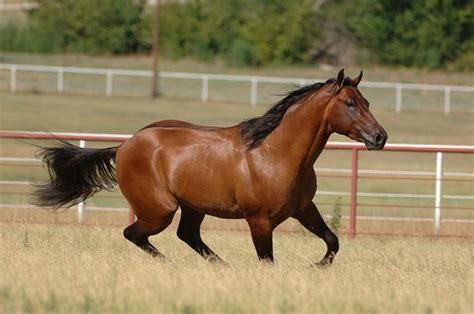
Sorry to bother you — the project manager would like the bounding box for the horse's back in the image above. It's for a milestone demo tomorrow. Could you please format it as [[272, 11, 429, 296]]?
[[141, 119, 224, 131], [119, 120, 243, 172]]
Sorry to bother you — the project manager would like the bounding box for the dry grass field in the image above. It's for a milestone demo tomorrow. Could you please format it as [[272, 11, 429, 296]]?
[[1, 222, 472, 313], [0, 53, 473, 313]]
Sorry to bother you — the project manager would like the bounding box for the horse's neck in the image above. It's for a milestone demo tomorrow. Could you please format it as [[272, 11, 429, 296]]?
[[263, 93, 331, 170]]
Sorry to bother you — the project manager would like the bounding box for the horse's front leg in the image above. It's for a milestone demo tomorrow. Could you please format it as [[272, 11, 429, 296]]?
[[246, 217, 274, 262], [292, 202, 339, 267]]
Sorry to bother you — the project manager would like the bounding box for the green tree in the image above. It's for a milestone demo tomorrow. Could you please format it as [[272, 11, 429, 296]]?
[[29, 0, 148, 54], [342, 0, 474, 68], [159, 0, 320, 65]]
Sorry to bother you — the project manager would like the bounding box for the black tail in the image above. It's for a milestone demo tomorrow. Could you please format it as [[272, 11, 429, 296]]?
[[34, 140, 118, 209]]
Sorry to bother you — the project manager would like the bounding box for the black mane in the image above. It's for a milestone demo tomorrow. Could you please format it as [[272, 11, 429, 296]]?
[[241, 77, 352, 149]]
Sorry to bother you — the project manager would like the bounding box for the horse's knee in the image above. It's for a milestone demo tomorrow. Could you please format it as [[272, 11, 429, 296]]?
[[178, 230, 201, 249], [324, 230, 339, 253], [176, 226, 187, 242], [123, 222, 150, 245], [123, 223, 140, 243], [177, 225, 195, 244]]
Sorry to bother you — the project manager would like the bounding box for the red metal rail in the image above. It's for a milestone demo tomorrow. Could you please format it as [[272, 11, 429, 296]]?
[[1, 130, 473, 237], [2, 130, 473, 152]]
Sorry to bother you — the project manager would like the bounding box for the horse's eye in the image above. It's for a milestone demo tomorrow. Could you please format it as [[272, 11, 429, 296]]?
[[346, 100, 355, 108]]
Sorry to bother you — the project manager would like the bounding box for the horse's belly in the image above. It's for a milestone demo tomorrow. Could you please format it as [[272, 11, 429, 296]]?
[[173, 174, 244, 218], [180, 198, 244, 219], [177, 190, 244, 219]]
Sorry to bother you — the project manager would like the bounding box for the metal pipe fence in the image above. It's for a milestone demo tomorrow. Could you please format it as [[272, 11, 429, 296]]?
[[0, 130, 472, 238], [1, 63, 473, 114]]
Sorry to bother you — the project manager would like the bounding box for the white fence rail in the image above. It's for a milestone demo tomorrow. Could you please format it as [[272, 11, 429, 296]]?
[[1, 63, 473, 114]]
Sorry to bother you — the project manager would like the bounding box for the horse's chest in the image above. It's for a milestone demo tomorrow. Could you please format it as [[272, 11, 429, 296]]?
[[260, 172, 316, 218]]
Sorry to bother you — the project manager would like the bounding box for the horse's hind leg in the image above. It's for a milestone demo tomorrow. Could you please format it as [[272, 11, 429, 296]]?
[[177, 205, 225, 263], [123, 214, 174, 259], [292, 202, 339, 267]]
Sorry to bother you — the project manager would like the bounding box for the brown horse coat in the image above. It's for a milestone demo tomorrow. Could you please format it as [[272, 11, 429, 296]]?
[[35, 69, 387, 265]]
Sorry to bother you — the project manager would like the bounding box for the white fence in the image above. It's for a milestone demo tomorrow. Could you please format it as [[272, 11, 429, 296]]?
[[1, 63, 473, 114]]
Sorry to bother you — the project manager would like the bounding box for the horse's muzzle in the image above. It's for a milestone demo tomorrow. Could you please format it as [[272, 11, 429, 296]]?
[[363, 128, 388, 150]]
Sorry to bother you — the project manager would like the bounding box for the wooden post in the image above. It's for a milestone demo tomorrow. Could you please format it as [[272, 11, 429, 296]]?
[[151, 0, 160, 98]]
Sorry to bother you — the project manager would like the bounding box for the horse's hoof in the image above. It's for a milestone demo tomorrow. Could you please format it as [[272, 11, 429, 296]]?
[[212, 259, 229, 267], [311, 260, 332, 269], [206, 255, 228, 266]]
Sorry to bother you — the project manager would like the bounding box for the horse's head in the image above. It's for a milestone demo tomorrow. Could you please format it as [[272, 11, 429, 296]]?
[[325, 69, 387, 150]]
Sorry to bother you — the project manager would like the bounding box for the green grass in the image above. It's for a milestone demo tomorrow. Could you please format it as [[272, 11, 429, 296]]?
[[0, 223, 472, 313]]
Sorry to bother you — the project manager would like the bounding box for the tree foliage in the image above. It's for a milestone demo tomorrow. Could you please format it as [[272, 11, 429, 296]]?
[[5, 0, 149, 54], [160, 0, 320, 65], [38, 0, 148, 53], [338, 0, 474, 69], [0, 0, 472, 69]]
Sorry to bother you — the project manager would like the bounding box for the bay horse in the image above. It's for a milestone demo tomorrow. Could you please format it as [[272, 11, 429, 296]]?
[[34, 69, 387, 266]]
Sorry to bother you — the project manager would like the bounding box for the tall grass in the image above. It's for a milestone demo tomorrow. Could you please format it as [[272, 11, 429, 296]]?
[[0, 223, 472, 313]]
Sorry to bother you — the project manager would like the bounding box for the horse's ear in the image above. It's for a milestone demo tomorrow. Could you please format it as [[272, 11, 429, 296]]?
[[352, 70, 363, 87], [336, 69, 345, 88]]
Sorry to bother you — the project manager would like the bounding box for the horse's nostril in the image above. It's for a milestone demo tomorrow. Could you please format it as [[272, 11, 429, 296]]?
[[375, 133, 383, 144]]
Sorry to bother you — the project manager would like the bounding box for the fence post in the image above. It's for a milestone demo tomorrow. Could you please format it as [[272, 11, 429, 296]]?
[[10, 65, 16, 93], [395, 84, 402, 113], [129, 208, 136, 224], [349, 148, 359, 239], [444, 87, 451, 115], [57, 67, 64, 93], [77, 140, 86, 223], [250, 77, 258, 107], [434, 152, 443, 236], [201, 74, 208, 103], [106, 70, 113, 96]]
